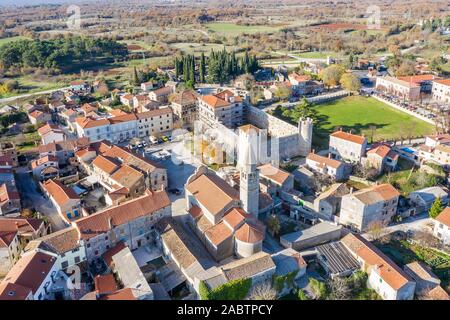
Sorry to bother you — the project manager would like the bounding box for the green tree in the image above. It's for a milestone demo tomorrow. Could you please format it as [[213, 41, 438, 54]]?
[[199, 52, 206, 83], [309, 278, 328, 300], [274, 85, 292, 101], [199, 281, 211, 300], [132, 66, 141, 86], [267, 215, 281, 237], [429, 198, 443, 219], [284, 98, 318, 122], [297, 289, 309, 300], [319, 65, 345, 88], [340, 73, 361, 92]]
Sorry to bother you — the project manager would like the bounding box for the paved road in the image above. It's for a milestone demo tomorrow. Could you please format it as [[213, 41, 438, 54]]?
[[362, 212, 433, 241], [0, 87, 70, 105], [15, 167, 67, 231]]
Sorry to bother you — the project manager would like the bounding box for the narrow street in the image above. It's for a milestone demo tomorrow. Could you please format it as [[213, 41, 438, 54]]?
[[15, 167, 67, 231]]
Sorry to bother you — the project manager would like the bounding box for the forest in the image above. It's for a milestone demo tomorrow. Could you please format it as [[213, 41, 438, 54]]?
[[0, 36, 128, 72]]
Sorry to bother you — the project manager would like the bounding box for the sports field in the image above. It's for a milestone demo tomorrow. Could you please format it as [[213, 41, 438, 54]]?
[[312, 96, 435, 148]]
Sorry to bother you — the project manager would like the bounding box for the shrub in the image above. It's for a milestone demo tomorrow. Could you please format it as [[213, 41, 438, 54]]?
[[201, 278, 252, 300]]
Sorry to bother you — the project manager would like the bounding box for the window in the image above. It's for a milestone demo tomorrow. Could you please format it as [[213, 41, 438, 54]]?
[[61, 261, 68, 269], [74, 256, 80, 264]]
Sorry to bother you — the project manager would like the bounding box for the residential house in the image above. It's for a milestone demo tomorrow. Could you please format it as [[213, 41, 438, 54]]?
[[433, 207, 450, 245], [141, 82, 154, 92], [28, 110, 51, 125], [376, 76, 421, 101], [306, 152, 347, 181], [0, 251, 59, 300], [74, 190, 171, 261], [37, 123, 66, 145], [404, 261, 448, 299], [25, 226, 86, 271], [30, 156, 59, 180], [409, 186, 448, 214], [148, 86, 174, 104], [136, 107, 173, 137], [38, 138, 90, 165], [397, 75, 439, 93], [120, 94, 134, 108], [365, 144, 398, 173], [313, 183, 350, 220], [0, 183, 21, 216], [0, 217, 47, 275], [170, 90, 198, 129], [271, 248, 307, 283], [198, 90, 245, 129], [339, 183, 400, 232], [0, 142, 18, 167], [41, 179, 82, 224], [288, 72, 323, 96], [329, 130, 367, 163], [342, 233, 415, 300], [280, 221, 342, 251], [432, 78, 450, 104], [70, 81, 91, 94]]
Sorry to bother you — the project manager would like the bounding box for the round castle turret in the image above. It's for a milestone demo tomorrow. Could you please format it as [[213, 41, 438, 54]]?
[[298, 117, 313, 157]]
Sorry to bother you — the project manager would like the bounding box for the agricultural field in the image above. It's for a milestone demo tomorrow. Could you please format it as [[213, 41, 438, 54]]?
[[376, 239, 450, 290], [205, 22, 279, 36], [169, 42, 237, 55], [310, 96, 435, 148]]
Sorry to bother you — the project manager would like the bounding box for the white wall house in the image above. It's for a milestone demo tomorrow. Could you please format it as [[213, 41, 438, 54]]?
[[432, 79, 450, 104], [329, 130, 367, 163], [433, 207, 450, 245]]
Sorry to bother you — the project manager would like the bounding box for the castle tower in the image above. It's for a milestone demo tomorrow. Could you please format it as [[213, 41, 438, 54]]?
[[298, 117, 313, 157], [238, 127, 260, 218]]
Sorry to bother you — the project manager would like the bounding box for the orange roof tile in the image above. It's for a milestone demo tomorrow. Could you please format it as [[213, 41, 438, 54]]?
[[223, 207, 247, 230], [434, 78, 450, 86], [367, 145, 391, 158], [435, 207, 450, 228], [258, 163, 292, 185], [42, 179, 80, 207], [342, 233, 412, 290], [331, 130, 367, 145], [235, 222, 264, 244], [306, 153, 344, 169], [204, 221, 233, 246], [92, 155, 119, 174], [351, 183, 400, 205]]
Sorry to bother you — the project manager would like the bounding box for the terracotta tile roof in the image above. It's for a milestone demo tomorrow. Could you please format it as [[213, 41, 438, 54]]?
[[94, 274, 117, 294], [151, 86, 173, 96], [427, 285, 450, 300], [102, 242, 127, 267], [0, 217, 43, 236], [171, 90, 198, 105], [109, 109, 128, 117], [135, 107, 172, 119], [367, 145, 391, 158], [108, 113, 137, 124], [26, 226, 80, 255], [397, 74, 437, 84], [157, 218, 198, 270], [306, 153, 344, 170], [2, 251, 57, 294], [427, 133, 450, 144], [37, 123, 63, 136], [221, 251, 275, 281], [435, 207, 450, 227], [0, 231, 16, 247], [215, 90, 243, 102], [235, 222, 264, 244], [188, 205, 203, 220], [289, 72, 311, 82], [0, 183, 19, 203], [351, 183, 400, 205], [0, 282, 32, 300], [109, 164, 143, 189], [222, 207, 247, 230], [186, 173, 239, 216], [258, 163, 292, 185], [342, 233, 412, 290], [435, 144, 450, 154], [200, 95, 230, 108], [38, 138, 89, 154], [378, 75, 420, 88], [28, 110, 43, 119], [75, 190, 170, 240], [331, 130, 367, 145], [204, 221, 233, 246], [75, 117, 110, 129], [101, 145, 162, 171], [99, 288, 136, 300], [434, 78, 450, 87], [42, 179, 79, 207], [30, 155, 58, 169], [239, 124, 261, 134], [92, 155, 119, 174], [121, 93, 133, 100]]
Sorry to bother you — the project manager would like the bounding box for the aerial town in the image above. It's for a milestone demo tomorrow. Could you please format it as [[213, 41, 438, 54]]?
[[0, 0, 449, 304]]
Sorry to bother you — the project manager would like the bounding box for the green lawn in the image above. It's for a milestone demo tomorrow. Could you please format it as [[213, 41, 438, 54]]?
[[311, 96, 435, 148], [169, 42, 236, 55], [0, 36, 30, 47], [205, 22, 278, 36], [293, 51, 332, 59]]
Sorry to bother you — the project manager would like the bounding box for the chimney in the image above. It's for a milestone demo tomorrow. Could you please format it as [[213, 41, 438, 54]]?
[[15, 221, 19, 231], [328, 153, 332, 158], [349, 129, 353, 134], [339, 127, 343, 131], [225, 93, 229, 102], [350, 187, 354, 194], [312, 149, 315, 154], [108, 217, 113, 230]]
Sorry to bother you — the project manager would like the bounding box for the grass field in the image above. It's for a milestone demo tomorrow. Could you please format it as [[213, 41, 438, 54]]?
[[170, 42, 236, 55], [205, 22, 278, 36], [0, 36, 29, 46], [293, 51, 332, 59], [311, 96, 435, 148]]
